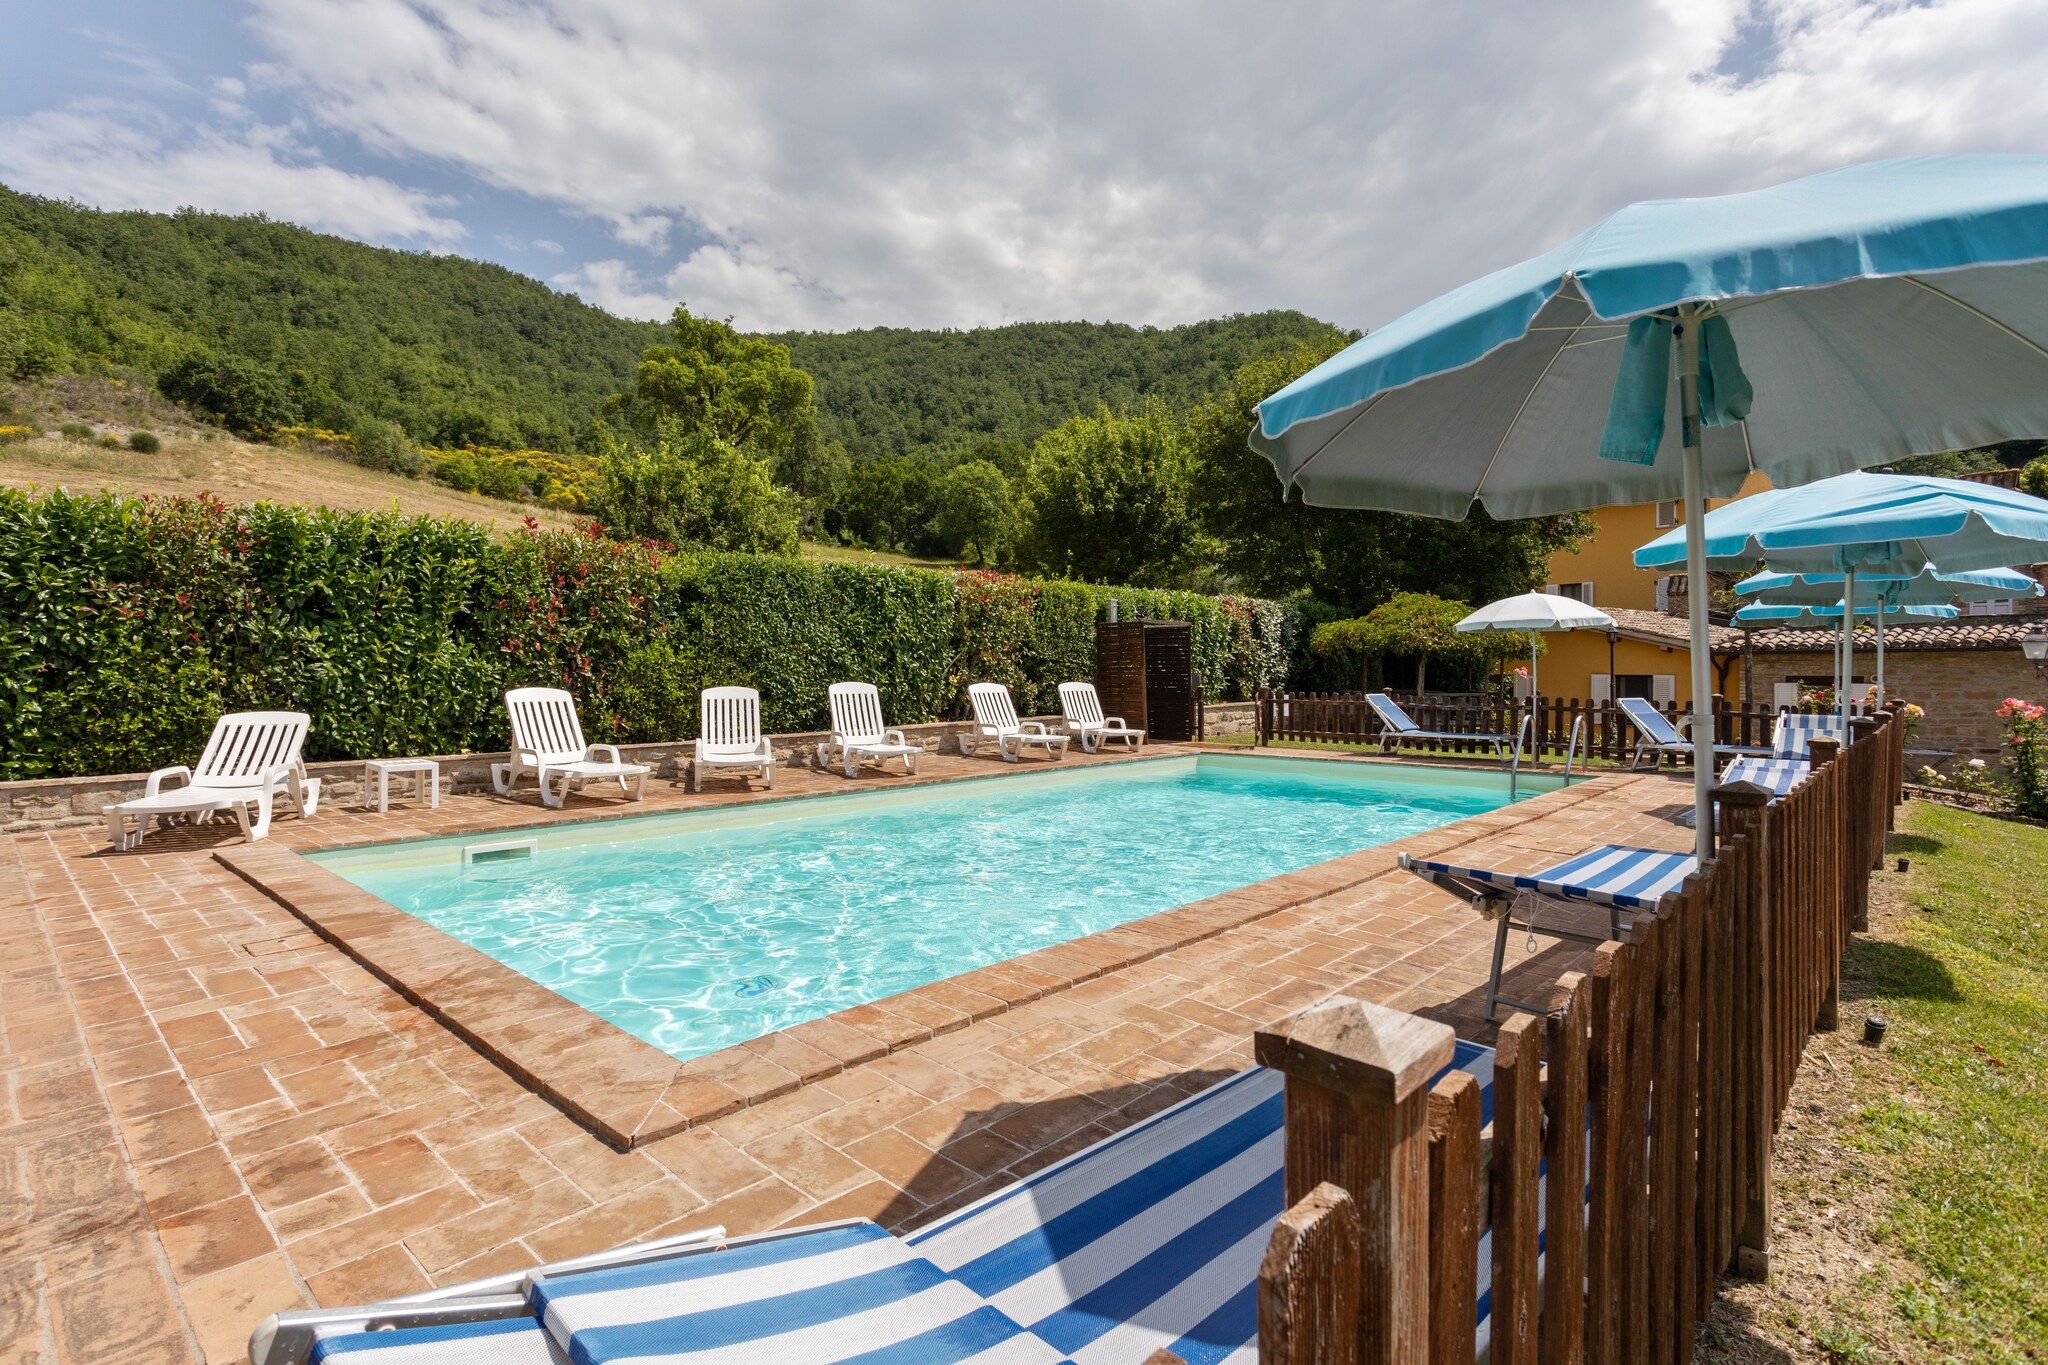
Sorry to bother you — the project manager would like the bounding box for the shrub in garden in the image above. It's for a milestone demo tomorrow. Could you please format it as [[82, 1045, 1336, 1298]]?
[[128, 431, 161, 453], [58, 422, 92, 441], [0, 488, 1319, 780], [98, 434, 123, 449], [0, 423, 40, 444], [1997, 697, 2048, 818]]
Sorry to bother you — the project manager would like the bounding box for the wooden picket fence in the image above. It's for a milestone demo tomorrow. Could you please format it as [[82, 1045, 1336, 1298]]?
[[1256, 689, 1793, 762], [1152, 705, 1906, 1365]]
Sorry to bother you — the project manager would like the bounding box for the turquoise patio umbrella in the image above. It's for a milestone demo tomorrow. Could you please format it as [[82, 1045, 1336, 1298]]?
[[1249, 155, 2048, 853], [1734, 563, 2042, 702], [1638, 470, 2048, 731]]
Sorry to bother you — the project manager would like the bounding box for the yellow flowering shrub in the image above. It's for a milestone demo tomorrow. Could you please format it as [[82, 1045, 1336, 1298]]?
[[0, 424, 41, 445]]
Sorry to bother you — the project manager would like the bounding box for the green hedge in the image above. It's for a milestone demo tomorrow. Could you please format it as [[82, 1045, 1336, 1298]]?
[[0, 489, 1327, 779]]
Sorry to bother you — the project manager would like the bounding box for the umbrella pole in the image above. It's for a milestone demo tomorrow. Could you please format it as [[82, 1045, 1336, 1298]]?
[[1876, 608, 1886, 705], [1841, 570, 1856, 734], [1676, 308, 1715, 859]]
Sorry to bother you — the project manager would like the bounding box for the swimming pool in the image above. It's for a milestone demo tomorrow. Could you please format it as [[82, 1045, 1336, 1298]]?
[[312, 755, 1558, 1063]]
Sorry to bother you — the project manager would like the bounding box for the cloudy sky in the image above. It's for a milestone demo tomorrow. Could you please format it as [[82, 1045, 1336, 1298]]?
[[5, 1, 2045, 333]]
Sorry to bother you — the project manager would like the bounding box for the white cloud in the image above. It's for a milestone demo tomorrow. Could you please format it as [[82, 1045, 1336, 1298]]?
[[28, 0, 2048, 331], [0, 104, 466, 246], [532, 237, 564, 253]]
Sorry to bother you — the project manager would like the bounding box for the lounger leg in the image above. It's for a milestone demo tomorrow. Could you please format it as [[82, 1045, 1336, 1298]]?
[[1487, 911, 1512, 1021], [763, 763, 774, 790], [106, 811, 130, 851], [692, 762, 703, 793]]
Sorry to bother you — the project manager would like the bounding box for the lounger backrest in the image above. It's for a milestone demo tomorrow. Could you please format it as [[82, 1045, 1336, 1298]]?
[[828, 682, 887, 743], [700, 687, 764, 751], [1719, 756, 1809, 798], [1364, 692, 1420, 735], [968, 682, 1023, 734], [1773, 712, 1842, 760], [1617, 696, 1685, 746], [505, 688, 587, 765], [192, 712, 311, 786], [1058, 682, 1106, 728]]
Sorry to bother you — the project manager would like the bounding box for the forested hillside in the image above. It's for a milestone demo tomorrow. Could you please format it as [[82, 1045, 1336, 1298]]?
[[0, 186, 661, 449], [772, 312, 1352, 461], [1, 187, 1349, 462]]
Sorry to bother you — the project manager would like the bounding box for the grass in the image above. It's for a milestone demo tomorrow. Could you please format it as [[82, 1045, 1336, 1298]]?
[[1836, 803, 2048, 1358]]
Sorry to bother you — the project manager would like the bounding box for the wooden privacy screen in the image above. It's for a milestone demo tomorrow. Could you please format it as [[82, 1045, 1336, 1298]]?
[[1151, 706, 1906, 1365], [1096, 620, 1196, 742]]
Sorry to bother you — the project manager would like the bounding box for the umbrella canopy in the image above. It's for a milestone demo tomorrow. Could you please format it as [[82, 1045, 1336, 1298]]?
[[1734, 564, 2043, 607], [1732, 602, 1959, 624], [1455, 592, 1616, 705], [1247, 155, 2048, 853], [1252, 156, 2048, 520], [1455, 591, 1617, 633], [1635, 471, 2048, 575]]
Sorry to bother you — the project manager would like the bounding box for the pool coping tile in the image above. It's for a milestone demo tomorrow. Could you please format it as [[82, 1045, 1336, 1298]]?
[[211, 754, 1639, 1149]]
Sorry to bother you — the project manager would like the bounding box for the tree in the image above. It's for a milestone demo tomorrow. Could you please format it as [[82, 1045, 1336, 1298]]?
[[609, 305, 818, 465], [588, 423, 800, 554], [2021, 457, 2048, 498], [1184, 345, 1588, 614], [845, 457, 941, 552], [932, 460, 1013, 564], [774, 426, 852, 540], [1312, 592, 1525, 693], [1015, 403, 1209, 586], [156, 350, 302, 435]]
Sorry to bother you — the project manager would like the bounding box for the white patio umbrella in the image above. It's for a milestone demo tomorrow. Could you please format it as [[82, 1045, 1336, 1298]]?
[[1249, 156, 2048, 854], [1455, 591, 1616, 707]]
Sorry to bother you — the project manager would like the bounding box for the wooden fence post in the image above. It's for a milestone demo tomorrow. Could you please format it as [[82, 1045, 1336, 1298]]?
[[1808, 736, 1844, 1031], [1493, 1014, 1543, 1365], [1427, 1073, 1482, 1365], [1259, 1182, 1363, 1365], [1714, 789, 1774, 1280], [1256, 997, 1455, 1365], [1543, 977, 1590, 1365]]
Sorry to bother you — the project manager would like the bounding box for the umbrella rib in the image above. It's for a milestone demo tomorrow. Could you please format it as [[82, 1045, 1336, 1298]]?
[[1474, 312, 1598, 501], [1287, 390, 1391, 485], [1900, 275, 2048, 365]]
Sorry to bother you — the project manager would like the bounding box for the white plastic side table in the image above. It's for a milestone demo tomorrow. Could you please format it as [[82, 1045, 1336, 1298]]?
[[363, 758, 440, 813]]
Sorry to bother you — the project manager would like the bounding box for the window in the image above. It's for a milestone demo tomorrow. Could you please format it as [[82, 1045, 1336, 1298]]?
[[1614, 674, 1656, 700], [1553, 581, 1594, 605], [1655, 500, 1680, 528], [1967, 598, 2016, 616], [1655, 574, 1686, 612]]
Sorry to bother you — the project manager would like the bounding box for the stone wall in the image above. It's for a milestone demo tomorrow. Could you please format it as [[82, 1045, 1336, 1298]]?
[[1, 705, 1256, 834], [1746, 648, 2047, 765]]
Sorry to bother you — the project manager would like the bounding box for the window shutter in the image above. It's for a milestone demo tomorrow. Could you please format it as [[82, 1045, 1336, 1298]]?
[[1652, 674, 1677, 704], [1772, 682, 1800, 710], [1589, 674, 1612, 702]]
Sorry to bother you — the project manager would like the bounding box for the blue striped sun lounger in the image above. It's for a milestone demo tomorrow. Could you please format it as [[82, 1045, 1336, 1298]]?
[[1773, 713, 1844, 761], [908, 1040, 1498, 1365], [1365, 692, 1512, 759], [1715, 756, 1809, 799], [1400, 843, 1697, 1019], [1616, 697, 1772, 770], [266, 1046, 1500, 1365]]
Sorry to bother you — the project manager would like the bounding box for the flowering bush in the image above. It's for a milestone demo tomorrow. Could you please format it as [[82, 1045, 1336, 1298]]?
[[1797, 683, 1838, 714], [1998, 696, 2048, 818]]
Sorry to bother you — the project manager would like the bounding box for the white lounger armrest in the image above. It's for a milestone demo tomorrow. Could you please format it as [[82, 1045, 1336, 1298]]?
[[142, 765, 192, 797], [1017, 720, 1049, 735], [884, 728, 913, 747], [585, 744, 624, 763]]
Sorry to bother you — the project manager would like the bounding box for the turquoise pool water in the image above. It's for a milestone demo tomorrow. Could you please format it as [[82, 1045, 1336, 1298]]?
[[313, 755, 1555, 1063]]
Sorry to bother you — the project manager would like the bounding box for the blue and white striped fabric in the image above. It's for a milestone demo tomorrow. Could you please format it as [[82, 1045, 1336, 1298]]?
[[310, 1318, 564, 1365], [1774, 713, 1844, 761], [907, 1042, 1496, 1365], [527, 1221, 1065, 1365], [1617, 697, 1685, 748], [1405, 843, 1696, 911], [1718, 757, 1809, 798]]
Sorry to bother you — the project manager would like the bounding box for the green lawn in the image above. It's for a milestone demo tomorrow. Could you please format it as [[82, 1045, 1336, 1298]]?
[[1838, 803, 2048, 1358]]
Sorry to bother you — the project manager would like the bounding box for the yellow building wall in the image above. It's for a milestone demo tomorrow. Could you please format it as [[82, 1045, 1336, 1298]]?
[[1542, 470, 1775, 611], [1535, 631, 1741, 708]]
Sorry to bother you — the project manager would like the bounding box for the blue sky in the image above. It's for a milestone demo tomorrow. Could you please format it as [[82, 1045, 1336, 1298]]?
[[5, 1, 2043, 333]]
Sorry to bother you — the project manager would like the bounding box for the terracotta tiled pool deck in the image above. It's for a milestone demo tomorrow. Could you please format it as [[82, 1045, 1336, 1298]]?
[[0, 743, 1695, 1364]]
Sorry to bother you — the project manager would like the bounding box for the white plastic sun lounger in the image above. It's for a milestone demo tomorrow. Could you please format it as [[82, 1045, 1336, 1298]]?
[[1365, 691, 1511, 758], [694, 686, 776, 791], [961, 682, 1069, 762], [253, 1042, 1504, 1365], [106, 711, 322, 850], [1401, 843, 1697, 1019], [492, 688, 649, 810], [1617, 696, 1772, 770], [1773, 712, 1845, 761], [818, 682, 925, 778], [1058, 681, 1145, 753]]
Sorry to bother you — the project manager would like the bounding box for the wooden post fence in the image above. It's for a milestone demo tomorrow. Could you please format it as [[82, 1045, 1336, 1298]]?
[[1215, 712, 1899, 1365]]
